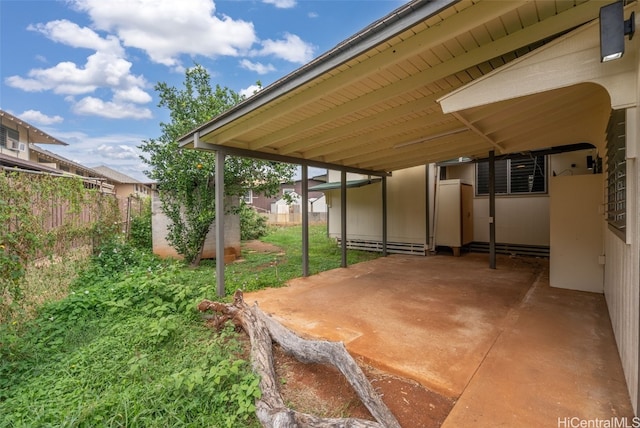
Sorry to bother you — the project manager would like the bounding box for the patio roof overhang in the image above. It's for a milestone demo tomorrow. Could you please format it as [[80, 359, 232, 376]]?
[[178, 0, 616, 174]]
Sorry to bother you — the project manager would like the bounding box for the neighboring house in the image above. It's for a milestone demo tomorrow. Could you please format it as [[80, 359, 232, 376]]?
[[246, 175, 327, 224], [28, 144, 116, 192], [178, 0, 640, 414], [93, 165, 152, 198], [268, 191, 327, 225], [0, 109, 114, 193], [1, 109, 66, 162], [91, 165, 153, 234]]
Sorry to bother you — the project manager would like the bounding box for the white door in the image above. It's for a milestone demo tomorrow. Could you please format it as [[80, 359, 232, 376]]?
[[549, 174, 604, 293]]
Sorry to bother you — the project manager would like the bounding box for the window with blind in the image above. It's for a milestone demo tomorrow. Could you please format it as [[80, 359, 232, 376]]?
[[606, 109, 626, 238], [0, 124, 19, 148], [476, 155, 547, 195]]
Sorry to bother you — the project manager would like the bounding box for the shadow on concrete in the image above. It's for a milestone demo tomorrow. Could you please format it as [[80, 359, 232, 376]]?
[[245, 253, 633, 426]]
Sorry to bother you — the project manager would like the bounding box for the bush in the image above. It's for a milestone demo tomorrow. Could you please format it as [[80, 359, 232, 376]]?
[[239, 202, 268, 241], [129, 198, 152, 250]]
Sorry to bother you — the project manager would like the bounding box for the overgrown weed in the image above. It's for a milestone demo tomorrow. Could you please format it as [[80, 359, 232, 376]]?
[[0, 224, 378, 426], [0, 238, 260, 427]]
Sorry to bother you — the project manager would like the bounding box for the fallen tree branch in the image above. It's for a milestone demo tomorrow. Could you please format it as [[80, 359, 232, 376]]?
[[198, 290, 401, 428]]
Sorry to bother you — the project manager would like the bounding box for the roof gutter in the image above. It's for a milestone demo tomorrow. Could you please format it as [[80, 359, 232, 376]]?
[[178, 0, 460, 147]]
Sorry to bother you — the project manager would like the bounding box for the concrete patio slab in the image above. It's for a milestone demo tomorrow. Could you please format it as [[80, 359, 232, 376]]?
[[244, 253, 634, 426], [442, 267, 634, 428]]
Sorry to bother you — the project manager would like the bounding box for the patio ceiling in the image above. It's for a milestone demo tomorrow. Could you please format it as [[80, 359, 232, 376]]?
[[179, 0, 610, 175]]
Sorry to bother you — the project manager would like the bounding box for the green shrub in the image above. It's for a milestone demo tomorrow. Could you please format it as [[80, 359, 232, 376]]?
[[239, 202, 268, 241], [129, 197, 152, 250]]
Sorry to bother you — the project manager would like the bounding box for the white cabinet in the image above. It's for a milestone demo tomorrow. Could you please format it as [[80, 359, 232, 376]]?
[[435, 179, 473, 255]]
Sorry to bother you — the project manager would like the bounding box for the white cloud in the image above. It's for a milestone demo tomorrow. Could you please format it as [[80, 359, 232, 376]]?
[[72, 97, 152, 119], [6, 21, 152, 120], [6, 61, 98, 94], [114, 86, 153, 104], [43, 130, 151, 181], [239, 59, 275, 75], [70, 0, 257, 67], [96, 143, 141, 160], [239, 84, 262, 99], [6, 0, 312, 122], [262, 0, 296, 9], [18, 110, 64, 125], [9, 51, 148, 95], [28, 19, 123, 55], [308, 12, 319, 18], [257, 33, 315, 63]]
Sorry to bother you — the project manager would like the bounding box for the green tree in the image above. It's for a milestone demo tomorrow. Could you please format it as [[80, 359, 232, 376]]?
[[140, 65, 294, 266]]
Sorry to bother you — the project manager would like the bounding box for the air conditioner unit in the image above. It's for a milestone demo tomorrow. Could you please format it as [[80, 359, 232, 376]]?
[[7, 138, 20, 151], [18, 143, 26, 152]]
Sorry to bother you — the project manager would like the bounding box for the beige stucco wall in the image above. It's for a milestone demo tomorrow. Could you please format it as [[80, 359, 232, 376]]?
[[151, 192, 241, 262], [114, 183, 135, 198]]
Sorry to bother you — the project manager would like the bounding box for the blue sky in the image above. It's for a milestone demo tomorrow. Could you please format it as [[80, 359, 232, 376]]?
[[0, 0, 405, 181]]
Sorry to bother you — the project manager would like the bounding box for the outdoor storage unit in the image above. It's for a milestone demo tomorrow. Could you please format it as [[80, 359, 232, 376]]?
[[435, 179, 473, 255]]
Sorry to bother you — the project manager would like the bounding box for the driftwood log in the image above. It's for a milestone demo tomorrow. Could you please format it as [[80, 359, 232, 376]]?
[[198, 290, 401, 428]]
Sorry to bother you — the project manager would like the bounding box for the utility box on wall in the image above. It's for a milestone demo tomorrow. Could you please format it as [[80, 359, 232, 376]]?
[[435, 179, 473, 256]]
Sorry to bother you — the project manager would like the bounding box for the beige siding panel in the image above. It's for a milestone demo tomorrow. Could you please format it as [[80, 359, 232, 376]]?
[[605, 230, 639, 414], [387, 166, 426, 243], [327, 185, 381, 242], [346, 183, 384, 242], [327, 166, 426, 245], [473, 196, 549, 246]]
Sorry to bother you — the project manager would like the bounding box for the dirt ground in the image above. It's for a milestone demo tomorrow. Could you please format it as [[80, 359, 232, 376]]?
[[273, 344, 454, 427], [242, 240, 286, 254], [234, 240, 454, 427]]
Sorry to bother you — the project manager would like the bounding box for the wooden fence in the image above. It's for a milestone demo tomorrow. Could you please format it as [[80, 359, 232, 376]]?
[[1, 171, 145, 259]]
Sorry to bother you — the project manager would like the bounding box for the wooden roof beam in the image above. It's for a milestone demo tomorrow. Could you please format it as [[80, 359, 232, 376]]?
[[247, 0, 602, 151], [210, 0, 527, 146]]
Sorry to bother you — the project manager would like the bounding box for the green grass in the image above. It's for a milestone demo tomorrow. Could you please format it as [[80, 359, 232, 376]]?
[[224, 225, 380, 293], [0, 224, 379, 427]]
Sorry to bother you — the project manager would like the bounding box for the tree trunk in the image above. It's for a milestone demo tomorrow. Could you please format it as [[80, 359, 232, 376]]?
[[198, 291, 401, 428], [190, 229, 208, 267]]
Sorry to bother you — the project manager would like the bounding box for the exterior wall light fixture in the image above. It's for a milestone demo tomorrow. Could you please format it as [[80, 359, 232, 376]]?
[[600, 1, 635, 62]]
